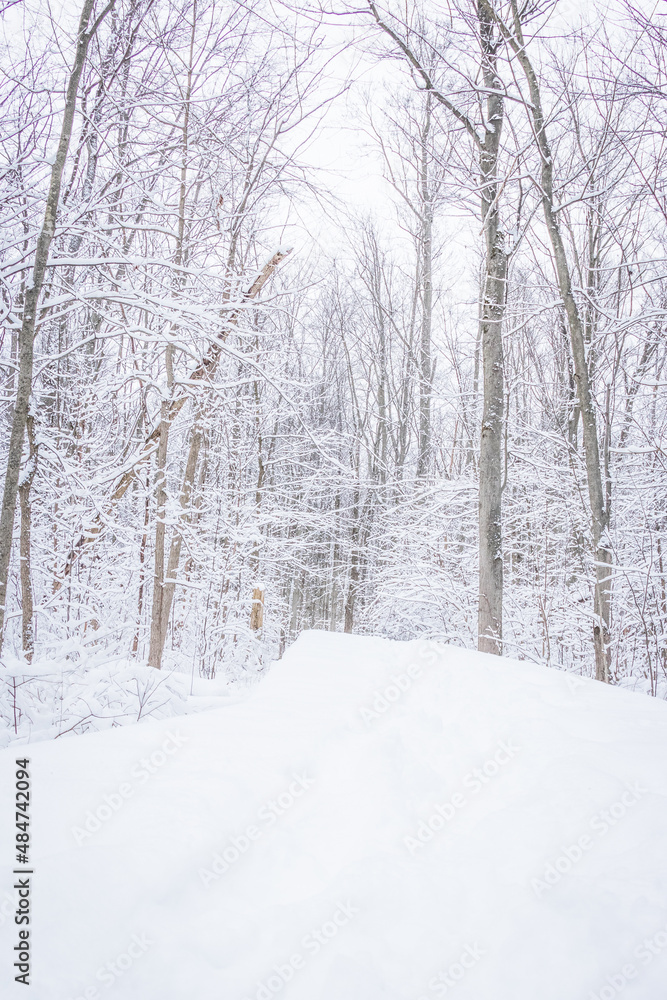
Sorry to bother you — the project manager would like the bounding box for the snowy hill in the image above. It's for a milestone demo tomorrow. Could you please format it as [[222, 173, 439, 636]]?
[[1, 631, 667, 1000]]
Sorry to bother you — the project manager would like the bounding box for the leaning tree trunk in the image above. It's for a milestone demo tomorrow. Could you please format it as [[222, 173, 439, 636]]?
[[0, 0, 114, 652], [477, 0, 507, 656], [55, 248, 292, 596], [484, 0, 612, 680], [145, 250, 291, 668]]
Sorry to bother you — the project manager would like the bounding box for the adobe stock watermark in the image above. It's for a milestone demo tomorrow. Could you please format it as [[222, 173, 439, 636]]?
[[531, 781, 647, 897], [71, 731, 189, 846], [199, 772, 314, 888], [587, 921, 667, 1000], [415, 942, 486, 998], [241, 900, 358, 1000], [359, 641, 442, 727], [404, 740, 521, 855], [65, 932, 153, 999]]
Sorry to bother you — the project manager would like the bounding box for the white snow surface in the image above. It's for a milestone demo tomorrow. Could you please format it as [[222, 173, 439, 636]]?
[[1, 630, 667, 1000]]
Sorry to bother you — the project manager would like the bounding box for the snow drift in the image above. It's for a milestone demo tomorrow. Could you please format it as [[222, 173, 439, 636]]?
[[1, 631, 667, 1000]]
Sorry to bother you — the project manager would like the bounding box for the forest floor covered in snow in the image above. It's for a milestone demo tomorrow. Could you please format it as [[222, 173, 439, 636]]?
[[1, 631, 667, 999]]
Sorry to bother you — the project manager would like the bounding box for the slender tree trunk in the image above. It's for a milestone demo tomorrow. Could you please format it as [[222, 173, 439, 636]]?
[[19, 416, 38, 661], [147, 5, 196, 667], [478, 236, 506, 654], [344, 551, 359, 633], [248, 369, 271, 635], [0, 0, 113, 650], [375, 328, 388, 485], [417, 92, 433, 479], [150, 418, 202, 667], [147, 397, 170, 668], [132, 469, 150, 655], [366, 0, 507, 650], [344, 488, 362, 633], [484, 0, 612, 679], [477, 1, 506, 655]]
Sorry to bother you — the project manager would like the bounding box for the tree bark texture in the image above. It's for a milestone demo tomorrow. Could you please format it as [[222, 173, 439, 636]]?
[[477, 0, 506, 656]]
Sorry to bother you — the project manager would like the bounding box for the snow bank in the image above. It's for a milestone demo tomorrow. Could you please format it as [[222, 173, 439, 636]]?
[[1, 631, 666, 999], [0, 642, 243, 748]]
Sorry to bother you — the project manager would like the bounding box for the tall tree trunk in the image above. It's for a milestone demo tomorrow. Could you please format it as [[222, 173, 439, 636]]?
[[0, 0, 114, 650], [132, 469, 151, 655], [248, 371, 266, 630], [477, 1, 506, 655], [344, 546, 360, 634], [149, 417, 202, 667], [484, 0, 612, 680], [147, 395, 171, 668], [366, 2, 507, 651], [417, 92, 433, 479], [18, 416, 38, 661], [344, 486, 362, 633], [147, 4, 196, 668]]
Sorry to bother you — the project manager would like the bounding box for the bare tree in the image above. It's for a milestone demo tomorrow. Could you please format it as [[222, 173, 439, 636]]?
[[478, 0, 612, 679], [366, 0, 508, 653], [0, 0, 114, 651]]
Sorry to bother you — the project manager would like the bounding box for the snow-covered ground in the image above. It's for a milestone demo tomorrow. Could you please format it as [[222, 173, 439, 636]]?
[[1, 631, 667, 1000], [0, 638, 259, 748]]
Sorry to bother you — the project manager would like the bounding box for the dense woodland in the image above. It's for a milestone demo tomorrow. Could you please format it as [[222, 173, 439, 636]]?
[[1, 0, 666, 720]]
